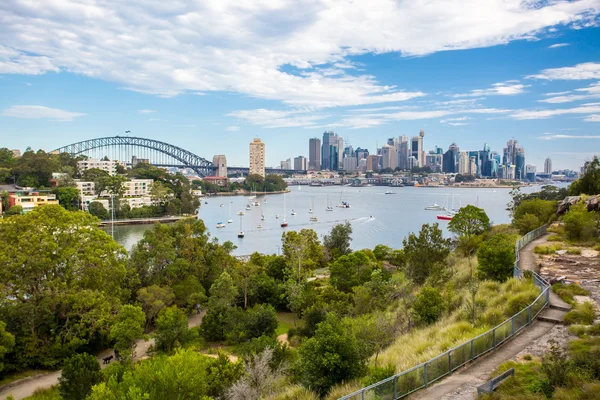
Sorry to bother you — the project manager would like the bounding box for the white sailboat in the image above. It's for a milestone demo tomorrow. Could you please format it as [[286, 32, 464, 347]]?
[[310, 198, 318, 222], [281, 194, 288, 227], [228, 202, 233, 223], [238, 215, 244, 238], [326, 194, 333, 211]]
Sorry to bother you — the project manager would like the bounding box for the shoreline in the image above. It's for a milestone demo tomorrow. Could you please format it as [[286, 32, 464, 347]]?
[[98, 215, 194, 227], [208, 189, 290, 196]]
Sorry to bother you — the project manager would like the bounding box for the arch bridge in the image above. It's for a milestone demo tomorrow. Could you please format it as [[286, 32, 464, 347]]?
[[54, 136, 216, 177]]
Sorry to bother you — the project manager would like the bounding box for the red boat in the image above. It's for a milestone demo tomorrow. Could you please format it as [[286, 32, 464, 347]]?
[[436, 215, 453, 221], [281, 220, 288, 227]]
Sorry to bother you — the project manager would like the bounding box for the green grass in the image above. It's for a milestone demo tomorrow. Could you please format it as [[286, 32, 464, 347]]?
[[552, 283, 590, 306], [276, 312, 300, 336], [533, 244, 563, 254], [481, 360, 546, 400], [0, 370, 49, 388], [546, 234, 563, 242], [564, 302, 596, 325], [23, 386, 60, 400], [566, 248, 582, 255]]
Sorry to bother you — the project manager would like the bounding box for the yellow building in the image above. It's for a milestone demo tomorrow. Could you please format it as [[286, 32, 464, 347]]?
[[249, 138, 265, 177], [9, 192, 59, 213]]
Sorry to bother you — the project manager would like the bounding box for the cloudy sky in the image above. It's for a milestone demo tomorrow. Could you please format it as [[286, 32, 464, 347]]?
[[1, 0, 600, 170]]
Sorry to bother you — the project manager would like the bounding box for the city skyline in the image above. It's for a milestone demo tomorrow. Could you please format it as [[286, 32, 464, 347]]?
[[1, 1, 600, 170]]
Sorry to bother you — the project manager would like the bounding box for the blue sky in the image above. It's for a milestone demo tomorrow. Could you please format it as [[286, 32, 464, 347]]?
[[1, 0, 600, 171]]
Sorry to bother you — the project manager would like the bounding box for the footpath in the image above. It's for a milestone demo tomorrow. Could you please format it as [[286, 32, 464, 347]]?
[[412, 234, 569, 400], [0, 312, 205, 400]]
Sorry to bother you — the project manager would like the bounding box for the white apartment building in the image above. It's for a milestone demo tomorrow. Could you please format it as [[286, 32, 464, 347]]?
[[123, 179, 153, 197], [77, 159, 126, 176], [75, 181, 96, 195]]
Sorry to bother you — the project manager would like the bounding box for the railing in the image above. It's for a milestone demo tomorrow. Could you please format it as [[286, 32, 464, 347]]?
[[338, 225, 549, 400]]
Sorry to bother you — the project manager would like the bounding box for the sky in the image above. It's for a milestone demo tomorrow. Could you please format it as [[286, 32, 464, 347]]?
[[1, 0, 600, 171]]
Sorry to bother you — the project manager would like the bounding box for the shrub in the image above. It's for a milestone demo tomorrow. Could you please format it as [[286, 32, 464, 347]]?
[[542, 340, 571, 388], [58, 353, 103, 400], [547, 234, 563, 242], [412, 287, 445, 325], [567, 248, 582, 255], [552, 283, 589, 306], [564, 203, 598, 242], [533, 244, 563, 254], [477, 234, 516, 282], [564, 302, 596, 326], [154, 306, 194, 352]]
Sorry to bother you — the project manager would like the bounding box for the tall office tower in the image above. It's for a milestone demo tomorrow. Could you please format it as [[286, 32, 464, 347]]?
[[321, 131, 342, 170], [344, 145, 354, 157], [469, 156, 477, 176], [526, 165, 536, 182], [355, 147, 369, 161], [366, 154, 380, 171], [308, 138, 321, 170], [515, 149, 526, 180], [337, 136, 344, 170], [479, 143, 491, 177], [381, 144, 398, 170], [398, 135, 409, 169], [212, 155, 228, 177], [458, 151, 470, 174], [294, 156, 307, 171], [249, 138, 265, 177], [502, 139, 526, 180], [410, 130, 425, 167], [342, 156, 357, 172], [280, 158, 292, 170], [425, 152, 442, 172], [443, 143, 460, 173], [544, 157, 552, 174]]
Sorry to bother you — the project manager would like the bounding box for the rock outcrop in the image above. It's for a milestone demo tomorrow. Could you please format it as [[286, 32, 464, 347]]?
[[557, 196, 581, 215]]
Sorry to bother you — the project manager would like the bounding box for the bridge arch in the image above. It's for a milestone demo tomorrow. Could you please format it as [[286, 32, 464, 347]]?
[[54, 136, 214, 177]]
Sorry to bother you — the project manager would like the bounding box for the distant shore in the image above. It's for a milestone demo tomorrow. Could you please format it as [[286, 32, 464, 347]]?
[[98, 215, 194, 226], [209, 189, 290, 196]]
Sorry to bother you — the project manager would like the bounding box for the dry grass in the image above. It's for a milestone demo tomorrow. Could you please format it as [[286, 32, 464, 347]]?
[[533, 244, 563, 254]]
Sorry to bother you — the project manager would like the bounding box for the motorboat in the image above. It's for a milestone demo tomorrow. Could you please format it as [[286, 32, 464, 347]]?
[[204, 201, 208, 204], [261, 215, 265, 220], [254, 201, 260, 206], [227, 219, 233, 224], [291, 210, 296, 216], [326, 206, 334, 211], [257, 223, 263, 229], [310, 216, 318, 222], [275, 214, 280, 219], [308, 208, 313, 214], [220, 204, 224, 207], [337, 201, 350, 208], [238, 215, 245, 238], [280, 220, 288, 227], [384, 190, 395, 194], [216, 222, 225, 228], [424, 203, 444, 211], [245, 204, 251, 210], [237, 211, 245, 216]]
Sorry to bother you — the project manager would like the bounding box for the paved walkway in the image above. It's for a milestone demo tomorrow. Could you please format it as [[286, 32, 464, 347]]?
[[0, 311, 205, 400]]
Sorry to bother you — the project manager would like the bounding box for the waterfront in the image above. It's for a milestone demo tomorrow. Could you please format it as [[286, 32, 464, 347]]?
[[106, 185, 548, 255]]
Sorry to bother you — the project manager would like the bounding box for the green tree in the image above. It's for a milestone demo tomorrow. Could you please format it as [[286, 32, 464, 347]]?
[[137, 285, 175, 328], [512, 199, 556, 234], [323, 222, 353, 261], [329, 251, 377, 293], [349, 313, 397, 363], [243, 174, 265, 191], [0, 321, 15, 373], [58, 353, 103, 400], [264, 174, 288, 192], [570, 156, 600, 195], [106, 175, 128, 198], [412, 287, 445, 324], [154, 306, 192, 352], [373, 244, 392, 261], [281, 229, 323, 282], [477, 233, 516, 282], [110, 305, 146, 368], [149, 181, 173, 205], [53, 186, 80, 211], [448, 205, 490, 237], [563, 203, 598, 242], [4, 205, 23, 216], [403, 223, 451, 285], [88, 201, 108, 220], [298, 315, 368, 396], [208, 272, 238, 309]]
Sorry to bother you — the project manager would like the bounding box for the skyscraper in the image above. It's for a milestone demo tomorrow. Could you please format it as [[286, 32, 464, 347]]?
[[321, 131, 334, 171], [410, 130, 425, 167], [502, 139, 525, 180], [321, 131, 342, 170], [458, 151, 470, 174], [381, 144, 397, 170], [294, 156, 307, 171], [443, 143, 459, 173], [398, 136, 409, 170], [308, 138, 321, 170], [249, 138, 265, 177], [544, 157, 552, 174]]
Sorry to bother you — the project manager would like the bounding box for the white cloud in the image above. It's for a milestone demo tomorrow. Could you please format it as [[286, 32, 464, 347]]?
[[548, 43, 569, 48], [540, 133, 600, 140], [510, 104, 600, 119], [1, 105, 85, 121], [528, 62, 600, 80], [585, 114, 600, 122], [539, 82, 600, 103], [138, 109, 156, 114], [0, 0, 598, 108], [453, 82, 528, 98], [226, 125, 240, 131], [227, 109, 329, 128], [441, 116, 470, 126]]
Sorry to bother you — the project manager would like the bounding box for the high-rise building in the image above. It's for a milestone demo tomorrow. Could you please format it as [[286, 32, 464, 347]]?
[[249, 138, 265, 177], [321, 131, 342, 170], [398, 136, 409, 170], [342, 156, 357, 172], [280, 158, 292, 170], [544, 157, 552, 174], [366, 154, 380, 171], [526, 165, 537, 182], [410, 130, 425, 167], [469, 156, 477, 176], [308, 138, 321, 170], [381, 144, 397, 170], [212, 155, 227, 177], [443, 143, 459, 173], [355, 147, 369, 161], [425, 152, 442, 172], [503, 139, 525, 180], [77, 159, 126, 176], [294, 156, 307, 171], [458, 151, 470, 174]]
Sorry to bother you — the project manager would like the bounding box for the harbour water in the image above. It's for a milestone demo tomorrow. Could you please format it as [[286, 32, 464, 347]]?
[[107, 185, 545, 255]]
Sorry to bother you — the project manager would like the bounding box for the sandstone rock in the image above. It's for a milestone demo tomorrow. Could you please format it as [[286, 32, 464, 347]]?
[[585, 194, 600, 212], [556, 196, 581, 215]]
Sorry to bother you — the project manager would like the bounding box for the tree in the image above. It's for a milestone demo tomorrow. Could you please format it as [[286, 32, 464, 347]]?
[[154, 306, 192, 352], [323, 222, 353, 261], [52, 186, 80, 211], [456, 234, 483, 277], [448, 205, 490, 237], [0, 321, 15, 373], [88, 201, 108, 219], [373, 244, 392, 261], [150, 181, 173, 205], [281, 229, 323, 282], [512, 199, 556, 234], [412, 287, 445, 324], [4, 204, 22, 216], [110, 305, 146, 368], [298, 315, 368, 396], [563, 203, 598, 242], [209, 272, 238, 309], [477, 234, 516, 282], [227, 348, 286, 400], [58, 353, 103, 400], [349, 313, 397, 363], [137, 285, 175, 328], [105, 175, 128, 198], [570, 156, 600, 196], [234, 262, 259, 310], [329, 251, 377, 293], [403, 223, 450, 285]]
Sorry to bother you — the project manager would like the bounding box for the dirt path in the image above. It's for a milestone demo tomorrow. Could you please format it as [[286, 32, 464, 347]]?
[[0, 311, 206, 400]]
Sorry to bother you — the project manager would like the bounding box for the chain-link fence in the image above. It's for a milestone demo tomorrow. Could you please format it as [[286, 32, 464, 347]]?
[[339, 225, 549, 400]]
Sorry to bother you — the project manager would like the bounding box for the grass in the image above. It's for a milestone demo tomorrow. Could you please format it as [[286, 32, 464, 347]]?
[[23, 386, 60, 400], [533, 244, 563, 254], [552, 283, 589, 306], [564, 302, 596, 325], [546, 234, 563, 242], [481, 360, 546, 399], [0, 370, 49, 388], [276, 312, 300, 336], [566, 248, 582, 255]]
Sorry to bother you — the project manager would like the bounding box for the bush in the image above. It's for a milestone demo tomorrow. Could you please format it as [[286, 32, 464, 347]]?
[[564, 203, 598, 242], [552, 283, 589, 306], [154, 306, 194, 352], [569, 337, 600, 380], [412, 287, 445, 325], [513, 199, 556, 234], [564, 302, 596, 326], [542, 340, 571, 388], [58, 353, 103, 400], [534, 244, 563, 254], [547, 234, 563, 242], [477, 234, 516, 282], [567, 248, 582, 255]]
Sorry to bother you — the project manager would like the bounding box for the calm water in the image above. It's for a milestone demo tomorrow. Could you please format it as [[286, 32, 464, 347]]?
[[106, 185, 547, 255]]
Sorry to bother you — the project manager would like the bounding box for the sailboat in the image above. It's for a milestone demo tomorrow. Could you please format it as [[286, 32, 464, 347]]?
[[237, 215, 244, 238], [228, 202, 233, 223], [310, 198, 318, 222], [337, 187, 350, 208], [281, 194, 288, 227], [326, 194, 333, 211], [261, 214, 265, 221], [291, 209, 296, 216]]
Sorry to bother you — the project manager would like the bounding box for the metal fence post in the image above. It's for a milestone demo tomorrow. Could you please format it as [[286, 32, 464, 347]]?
[[471, 339, 474, 359], [449, 352, 452, 372], [361, 390, 364, 400], [493, 328, 496, 349], [424, 363, 428, 387], [511, 316, 515, 336], [393, 376, 397, 400], [528, 307, 532, 325]]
